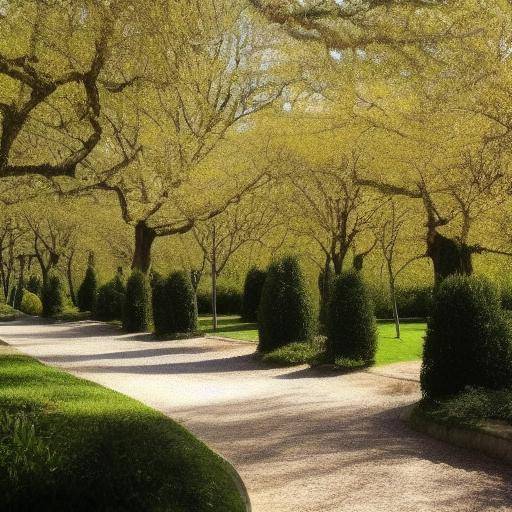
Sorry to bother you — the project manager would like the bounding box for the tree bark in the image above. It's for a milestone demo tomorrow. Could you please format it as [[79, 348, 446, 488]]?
[[427, 231, 473, 286], [211, 224, 218, 331], [131, 221, 156, 273], [389, 276, 400, 339]]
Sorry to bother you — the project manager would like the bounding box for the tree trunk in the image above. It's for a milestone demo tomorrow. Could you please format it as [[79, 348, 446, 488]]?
[[67, 250, 76, 306], [131, 221, 156, 273], [211, 224, 218, 331], [389, 278, 400, 339], [427, 231, 473, 286]]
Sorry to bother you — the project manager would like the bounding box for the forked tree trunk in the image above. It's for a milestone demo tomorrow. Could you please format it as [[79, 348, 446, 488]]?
[[427, 231, 473, 286], [131, 221, 156, 273]]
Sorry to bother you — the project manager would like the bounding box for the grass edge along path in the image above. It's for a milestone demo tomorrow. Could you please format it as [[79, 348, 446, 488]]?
[[0, 345, 246, 512], [200, 315, 425, 367]]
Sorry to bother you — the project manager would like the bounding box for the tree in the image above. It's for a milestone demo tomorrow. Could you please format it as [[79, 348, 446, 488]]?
[[193, 194, 280, 329], [375, 201, 425, 338], [0, 1, 142, 183], [42, 271, 64, 318], [68, 0, 292, 274]]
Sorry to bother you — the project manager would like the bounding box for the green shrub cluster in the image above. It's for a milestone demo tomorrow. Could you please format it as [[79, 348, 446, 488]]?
[[197, 286, 242, 315], [41, 273, 64, 318], [95, 274, 125, 321], [241, 267, 266, 322], [8, 286, 16, 307], [258, 256, 314, 352], [318, 266, 334, 330], [123, 270, 151, 332], [77, 265, 98, 312], [370, 284, 432, 319], [20, 290, 43, 316], [13, 281, 24, 310], [326, 271, 377, 366], [421, 275, 512, 398]]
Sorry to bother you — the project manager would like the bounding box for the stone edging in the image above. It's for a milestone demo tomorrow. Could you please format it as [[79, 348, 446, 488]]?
[[401, 404, 512, 465]]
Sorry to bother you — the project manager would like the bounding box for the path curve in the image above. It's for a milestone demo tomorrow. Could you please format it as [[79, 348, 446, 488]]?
[[1, 318, 512, 512]]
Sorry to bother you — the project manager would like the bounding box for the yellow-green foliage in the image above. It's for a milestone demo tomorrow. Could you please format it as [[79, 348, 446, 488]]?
[[19, 291, 43, 317]]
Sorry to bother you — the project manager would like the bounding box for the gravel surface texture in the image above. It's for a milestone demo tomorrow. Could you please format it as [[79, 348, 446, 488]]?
[[1, 318, 511, 512]]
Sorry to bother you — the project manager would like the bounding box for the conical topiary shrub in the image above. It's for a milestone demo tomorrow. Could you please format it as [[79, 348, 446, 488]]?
[[326, 271, 377, 366], [42, 272, 65, 318], [168, 271, 197, 333], [95, 273, 125, 321], [13, 281, 24, 310], [122, 270, 151, 332], [241, 267, 266, 322], [421, 275, 512, 399], [77, 265, 98, 312], [318, 266, 334, 332], [258, 255, 314, 353]]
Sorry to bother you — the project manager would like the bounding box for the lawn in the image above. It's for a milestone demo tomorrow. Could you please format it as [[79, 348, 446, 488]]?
[[0, 345, 245, 512], [200, 315, 426, 366]]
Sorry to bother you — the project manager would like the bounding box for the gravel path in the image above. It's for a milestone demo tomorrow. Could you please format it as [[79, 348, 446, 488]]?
[[1, 318, 512, 512]]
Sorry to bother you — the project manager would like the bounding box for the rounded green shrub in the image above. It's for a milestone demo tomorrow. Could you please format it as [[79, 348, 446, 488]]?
[[421, 275, 512, 398], [152, 273, 172, 335], [241, 267, 266, 322], [326, 271, 377, 365], [318, 266, 334, 330], [77, 265, 98, 312], [19, 290, 43, 316], [165, 272, 197, 333], [26, 275, 42, 297], [42, 273, 64, 318], [122, 270, 151, 332], [258, 255, 314, 353], [95, 274, 125, 321]]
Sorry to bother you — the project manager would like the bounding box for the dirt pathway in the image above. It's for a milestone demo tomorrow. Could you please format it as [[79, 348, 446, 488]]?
[[1, 318, 511, 512]]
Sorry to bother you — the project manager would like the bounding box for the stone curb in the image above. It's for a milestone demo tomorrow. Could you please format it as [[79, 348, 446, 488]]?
[[401, 404, 512, 466]]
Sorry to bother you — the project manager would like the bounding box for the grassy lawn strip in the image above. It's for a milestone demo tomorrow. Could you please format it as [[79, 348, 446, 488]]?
[[205, 316, 426, 367], [0, 347, 245, 512]]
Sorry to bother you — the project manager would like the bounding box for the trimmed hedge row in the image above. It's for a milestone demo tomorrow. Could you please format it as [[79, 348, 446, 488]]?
[[241, 267, 266, 322], [197, 287, 241, 315]]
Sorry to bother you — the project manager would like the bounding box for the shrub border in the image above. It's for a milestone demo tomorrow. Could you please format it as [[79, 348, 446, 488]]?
[[401, 403, 512, 466]]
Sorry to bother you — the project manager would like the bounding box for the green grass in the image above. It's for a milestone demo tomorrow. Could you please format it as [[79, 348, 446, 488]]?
[[261, 338, 325, 366], [375, 322, 425, 366], [199, 315, 258, 342], [52, 306, 92, 322], [0, 347, 245, 512], [201, 315, 426, 366]]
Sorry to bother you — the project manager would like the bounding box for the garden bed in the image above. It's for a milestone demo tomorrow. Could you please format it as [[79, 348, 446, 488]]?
[[403, 390, 512, 465]]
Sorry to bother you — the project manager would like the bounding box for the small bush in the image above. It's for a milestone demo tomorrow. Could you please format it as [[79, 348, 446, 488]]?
[[369, 284, 432, 319], [26, 275, 42, 297], [262, 337, 324, 366], [241, 268, 266, 322], [326, 271, 377, 365], [20, 290, 43, 316], [421, 275, 512, 399], [258, 256, 314, 352], [42, 273, 65, 318], [95, 274, 125, 321], [122, 270, 151, 332], [77, 265, 98, 312], [163, 271, 197, 334]]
